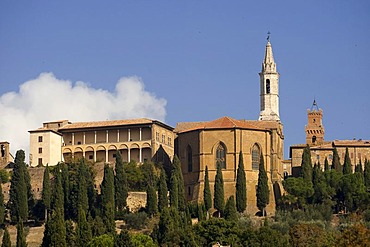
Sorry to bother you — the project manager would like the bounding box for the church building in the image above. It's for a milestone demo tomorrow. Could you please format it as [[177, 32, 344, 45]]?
[[175, 39, 285, 215]]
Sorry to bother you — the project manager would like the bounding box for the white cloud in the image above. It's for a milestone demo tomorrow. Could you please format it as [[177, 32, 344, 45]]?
[[0, 72, 167, 157]]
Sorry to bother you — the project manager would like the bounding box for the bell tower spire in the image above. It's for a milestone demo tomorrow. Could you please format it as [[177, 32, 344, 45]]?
[[258, 33, 280, 121]]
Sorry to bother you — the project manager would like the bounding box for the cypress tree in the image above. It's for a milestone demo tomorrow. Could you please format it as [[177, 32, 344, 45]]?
[[343, 147, 352, 174], [60, 163, 71, 219], [9, 150, 28, 222], [364, 159, 370, 190], [1, 227, 11, 247], [42, 209, 66, 247], [158, 167, 168, 212], [146, 182, 158, 217], [332, 147, 341, 172], [115, 229, 133, 247], [101, 165, 115, 234], [52, 166, 64, 214], [203, 166, 212, 211], [16, 220, 27, 247], [76, 207, 92, 246], [324, 157, 330, 171], [77, 161, 88, 214], [173, 155, 186, 211], [301, 145, 313, 182], [65, 220, 77, 247], [214, 162, 225, 215], [224, 196, 238, 221], [42, 165, 51, 220], [256, 153, 269, 216], [197, 203, 206, 222], [0, 176, 4, 225], [235, 151, 246, 213], [169, 173, 179, 209], [114, 151, 128, 214]]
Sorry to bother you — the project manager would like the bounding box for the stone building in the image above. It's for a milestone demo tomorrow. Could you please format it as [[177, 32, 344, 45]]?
[[290, 101, 370, 174], [29, 118, 175, 167], [0, 141, 13, 169], [175, 39, 285, 215]]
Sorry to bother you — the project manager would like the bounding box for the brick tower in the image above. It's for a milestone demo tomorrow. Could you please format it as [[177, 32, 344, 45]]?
[[305, 100, 325, 145]]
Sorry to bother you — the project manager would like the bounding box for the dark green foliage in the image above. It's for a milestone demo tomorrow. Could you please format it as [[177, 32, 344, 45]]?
[[16, 220, 27, 247], [332, 147, 341, 172], [100, 164, 115, 234], [355, 160, 364, 174], [146, 182, 158, 217], [115, 151, 128, 213], [256, 153, 269, 215], [170, 172, 179, 209], [65, 220, 77, 247], [343, 147, 352, 174], [0, 175, 4, 225], [224, 196, 238, 221], [324, 157, 330, 171], [312, 164, 332, 204], [42, 165, 51, 215], [339, 173, 367, 213], [115, 230, 133, 247], [1, 227, 11, 247], [198, 203, 206, 222], [301, 145, 313, 182], [123, 212, 148, 230], [52, 167, 64, 214], [76, 208, 92, 247], [283, 177, 314, 208], [0, 169, 10, 183], [131, 234, 156, 247], [157, 167, 168, 212], [41, 209, 66, 247], [214, 162, 225, 214], [364, 159, 370, 190], [60, 163, 71, 219], [9, 150, 29, 222], [172, 155, 186, 211], [203, 166, 212, 211], [123, 161, 145, 191], [89, 215, 106, 237], [88, 234, 114, 247], [236, 151, 246, 213], [194, 218, 239, 246], [77, 161, 89, 214]]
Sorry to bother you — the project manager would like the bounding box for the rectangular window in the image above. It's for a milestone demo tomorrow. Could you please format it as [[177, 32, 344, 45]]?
[[38, 158, 42, 166], [89, 155, 93, 160], [38, 136, 43, 142], [162, 134, 165, 143], [38, 148, 42, 154], [156, 132, 159, 141], [351, 153, 353, 159], [168, 137, 171, 146]]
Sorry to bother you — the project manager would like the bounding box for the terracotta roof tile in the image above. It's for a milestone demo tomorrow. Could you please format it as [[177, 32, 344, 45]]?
[[175, 116, 281, 133], [59, 118, 154, 130]]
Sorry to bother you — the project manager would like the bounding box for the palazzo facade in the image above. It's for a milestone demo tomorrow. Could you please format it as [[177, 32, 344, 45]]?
[[29, 119, 175, 167]]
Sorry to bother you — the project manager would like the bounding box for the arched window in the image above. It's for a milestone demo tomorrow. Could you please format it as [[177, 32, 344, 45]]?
[[216, 143, 226, 169], [266, 79, 270, 94], [252, 144, 261, 170], [312, 136, 317, 143], [187, 145, 193, 172]]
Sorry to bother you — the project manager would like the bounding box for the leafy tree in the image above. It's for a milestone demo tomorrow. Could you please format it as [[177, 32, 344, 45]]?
[[355, 159, 364, 174], [289, 222, 330, 247], [88, 234, 114, 247], [224, 196, 238, 221], [235, 151, 246, 213], [203, 166, 212, 211], [76, 207, 92, 247], [16, 220, 27, 247], [158, 167, 168, 212], [337, 223, 370, 246], [42, 165, 51, 220], [214, 162, 225, 215], [301, 145, 313, 182], [170, 172, 179, 209], [256, 153, 269, 216], [340, 173, 366, 213], [0, 169, 9, 184], [1, 227, 11, 247], [115, 151, 128, 214], [324, 157, 330, 171], [9, 150, 29, 222], [343, 147, 352, 174], [332, 147, 341, 172], [155, 207, 182, 246], [146, 182, 158, 217], [90, 215, 106, 237], [173, 155, 186, 211], [283, 177, 314, 208], [131, 233, 156, 247], [115, 230, 133, 247], [101, 164, 115, 234]]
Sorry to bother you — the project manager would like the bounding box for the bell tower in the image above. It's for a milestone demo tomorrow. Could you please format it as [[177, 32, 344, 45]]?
[[305, 100, 325, 145], [259, 34, 280, 121]]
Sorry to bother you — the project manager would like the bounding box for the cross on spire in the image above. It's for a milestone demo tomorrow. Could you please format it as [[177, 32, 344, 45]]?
[[267, 31, 271, 42]]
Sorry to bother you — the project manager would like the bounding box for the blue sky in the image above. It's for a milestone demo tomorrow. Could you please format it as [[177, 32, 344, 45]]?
[[0, 1, 369, 158]]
